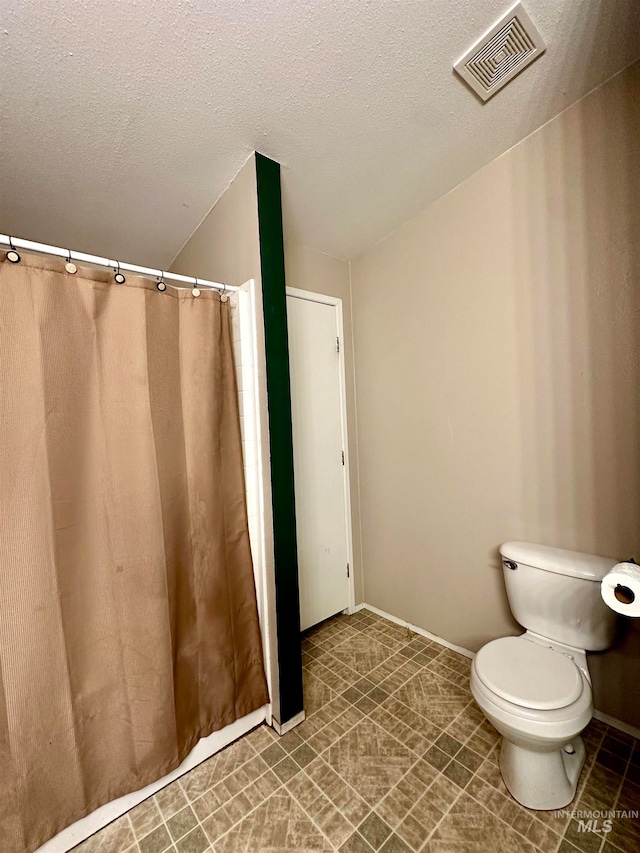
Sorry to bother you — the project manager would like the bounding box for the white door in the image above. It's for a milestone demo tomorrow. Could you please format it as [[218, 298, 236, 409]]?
[[286, 292, 351, 631]]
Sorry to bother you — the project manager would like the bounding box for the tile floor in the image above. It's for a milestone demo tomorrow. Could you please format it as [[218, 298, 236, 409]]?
[[73, 608, 640, 853]]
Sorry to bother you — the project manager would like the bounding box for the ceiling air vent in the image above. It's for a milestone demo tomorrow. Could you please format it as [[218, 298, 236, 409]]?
[[454, 2, 546, 102]]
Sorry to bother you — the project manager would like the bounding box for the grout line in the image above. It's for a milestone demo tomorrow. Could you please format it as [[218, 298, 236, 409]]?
[[204, 724, 385, 853], [361, 604, 475, 660], [135, 735, 267, 851], [306, 621, 475, 744], [129, 612, 633, 853], [600, 735, 634, 853], [176, 737, 290, 850], [176, 775, 209, 849], [360, 606, 638, 741], [303, 650, 497, 851], [307, 617, 463, 692], [593, 709, 640, 741], [150, 796, 175, 852], [195, 774, 286, 851], [123, 814, 138, 850], [306, 614, 615, 853], [301, 698, 481, 851], [415, 777, 463, 852], [296, 666, 439, 838], [305, 616, 475, 716], [284, 772, 347, 851], [413, 726, 608, 853]]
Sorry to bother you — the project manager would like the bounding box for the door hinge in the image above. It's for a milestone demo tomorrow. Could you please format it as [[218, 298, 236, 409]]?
[[347, 563, 350, 578], [336, 336, 340, 353], [341, 450, 345, 465]]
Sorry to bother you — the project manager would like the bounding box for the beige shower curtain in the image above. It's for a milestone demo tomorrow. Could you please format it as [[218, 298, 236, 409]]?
[[0, 256, 269, 852]]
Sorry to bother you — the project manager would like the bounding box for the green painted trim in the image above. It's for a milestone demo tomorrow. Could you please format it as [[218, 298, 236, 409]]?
[[255, 152, 304, 724]]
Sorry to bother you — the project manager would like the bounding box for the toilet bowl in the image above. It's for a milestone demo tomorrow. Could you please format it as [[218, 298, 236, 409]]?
[[470, 634, 592, 809], [470, 542, 618, 810]]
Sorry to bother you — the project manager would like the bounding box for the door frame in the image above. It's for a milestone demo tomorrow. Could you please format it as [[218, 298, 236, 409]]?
[[285, 286, 356, 617]]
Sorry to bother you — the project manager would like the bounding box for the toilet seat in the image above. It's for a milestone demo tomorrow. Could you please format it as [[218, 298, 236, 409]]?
[[474, 637, 583, 710], [471, 656, 592, 738]]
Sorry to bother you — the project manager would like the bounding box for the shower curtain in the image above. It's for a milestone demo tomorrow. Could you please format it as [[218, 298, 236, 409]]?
[[0, 256, 269, 852]]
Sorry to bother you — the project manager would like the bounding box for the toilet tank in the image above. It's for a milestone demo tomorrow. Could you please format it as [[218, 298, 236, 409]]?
[[499, 542, 619, 651]]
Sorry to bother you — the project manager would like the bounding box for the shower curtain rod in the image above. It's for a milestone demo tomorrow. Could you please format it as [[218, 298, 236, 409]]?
[[0, 234, 237, 293]]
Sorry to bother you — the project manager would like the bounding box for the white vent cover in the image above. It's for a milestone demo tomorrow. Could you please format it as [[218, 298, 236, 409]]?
[[454, 2, 546, 101]]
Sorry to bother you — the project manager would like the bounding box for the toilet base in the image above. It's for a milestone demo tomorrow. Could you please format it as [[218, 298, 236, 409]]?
[[499, 736, 585, 810]]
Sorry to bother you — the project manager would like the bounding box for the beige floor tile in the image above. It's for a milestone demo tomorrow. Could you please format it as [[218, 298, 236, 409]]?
[[286, 771, 323, 811], [128, 798, 163, 840], [319, 652, 362, 686], [295, 695, 353, 743], [329, 633, 396, 676], [369, 704, 432, 756], [211, 789, 333, 852], [303, 670, 337, 715], [139, 823, 172, 853], [360, 623, 412, 652], [180, 738, 256, 801], [577, 761, 625, 812], [154, 782, 189, 820], [167, 806, 198, 842], [305, 657, 352, 694], [427, 658, 471, 689], [175, 825, 208, 853], [305, 757, 370, 825], [201, 806, 234, 844], [371, 656, 424, 695], [323, 718, 417, 807], [244, 724, 278, 753], [77, 612, 640, 853], [305, 705, 364, 755], [380, 696, 443, 745], [394, 671, 471, 730], [424, 793, 538, 853], [307, 797, 353, 847], [72, 815, 135, 853]]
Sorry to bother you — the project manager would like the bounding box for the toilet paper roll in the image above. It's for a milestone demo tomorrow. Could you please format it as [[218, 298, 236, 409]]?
[[601, 563, 640, 617]]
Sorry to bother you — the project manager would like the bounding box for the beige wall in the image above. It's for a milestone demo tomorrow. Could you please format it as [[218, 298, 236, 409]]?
[[283, 243, 364, 604], [350, 62, 640, 727]]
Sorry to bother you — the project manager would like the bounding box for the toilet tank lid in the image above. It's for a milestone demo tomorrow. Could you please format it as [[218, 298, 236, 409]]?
[[500, 542, 618, 581]]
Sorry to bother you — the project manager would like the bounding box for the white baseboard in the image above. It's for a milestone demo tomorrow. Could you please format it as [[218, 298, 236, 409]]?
[[361, 603, 640, 741], [39, 706, 268, 853], [362, 603, 475, 660], [272, 710, 306, 736], [593, 710, 640, 740]]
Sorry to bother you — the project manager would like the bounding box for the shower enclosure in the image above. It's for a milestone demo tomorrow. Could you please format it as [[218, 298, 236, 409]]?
[[0, 247, 278, 852]]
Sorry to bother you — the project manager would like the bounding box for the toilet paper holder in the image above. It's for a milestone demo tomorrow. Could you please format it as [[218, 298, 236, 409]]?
[[613, 556, 637, 606], [614, 584, 635, 605]]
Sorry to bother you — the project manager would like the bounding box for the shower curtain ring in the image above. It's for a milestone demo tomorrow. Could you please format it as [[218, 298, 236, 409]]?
[[6, 237, 21, 264], [114, 261, 125, 284], [220, 282, 228, 303], [65, 249, 77, 275], [191, 277, 201, 298], [156, 271, 166, 292]]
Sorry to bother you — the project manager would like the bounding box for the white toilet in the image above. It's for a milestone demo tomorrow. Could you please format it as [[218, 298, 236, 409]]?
[[470, 542, 618, 811]]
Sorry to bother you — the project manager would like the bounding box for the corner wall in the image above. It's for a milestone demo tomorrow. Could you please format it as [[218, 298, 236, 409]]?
[[171, 154, 305, 728], [350, 62, 640, 727]]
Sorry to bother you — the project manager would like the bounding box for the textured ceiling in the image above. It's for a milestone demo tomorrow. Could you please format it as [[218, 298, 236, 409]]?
[[1, 1, 640, 268]]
